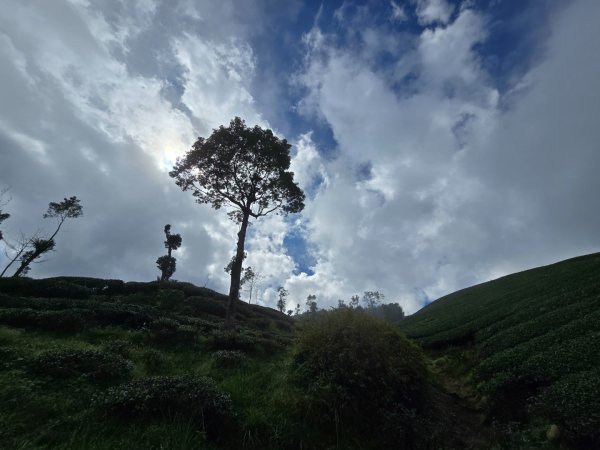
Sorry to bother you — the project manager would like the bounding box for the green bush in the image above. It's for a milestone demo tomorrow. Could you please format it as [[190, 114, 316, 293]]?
[[33, 348, 132, 381], [537, 368, 600, 448], [102, 339, 132, 358], [96, 375, 233, 441], [142, 349, 171, 372], [156, 289, 186, 310], [0, 277, 92, 299], [212, 350, 247, 369], [0, 308, 86, 333], [184, 296, 226, 318], [291, 309, 428, 446], [206, 330, 257, 352], [149, 317, 180, 344]]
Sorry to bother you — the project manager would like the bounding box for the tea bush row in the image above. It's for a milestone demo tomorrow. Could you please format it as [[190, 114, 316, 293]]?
[[33, 348, 132, 381], [96, 375, 233, 441]]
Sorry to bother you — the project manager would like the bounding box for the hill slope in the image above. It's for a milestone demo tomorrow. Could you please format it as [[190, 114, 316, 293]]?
[[399, 252, 600, 448]]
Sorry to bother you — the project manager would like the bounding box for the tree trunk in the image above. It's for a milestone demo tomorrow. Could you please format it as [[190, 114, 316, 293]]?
[[225, 211, 250, 329]]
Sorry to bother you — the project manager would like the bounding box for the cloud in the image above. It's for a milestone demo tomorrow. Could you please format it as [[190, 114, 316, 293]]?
[[291, 0, 600, 313], [414, 0, 455, 26]]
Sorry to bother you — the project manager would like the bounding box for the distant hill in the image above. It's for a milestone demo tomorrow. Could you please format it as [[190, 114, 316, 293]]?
[[399, 252, 600, 448]]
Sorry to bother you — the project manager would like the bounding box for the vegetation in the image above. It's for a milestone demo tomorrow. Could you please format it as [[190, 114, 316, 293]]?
[[0, 252, 597, 448], [170, 117, 305, 328], [399, 252, 600, 449], [156, 224, 182, 282], [1, 196, 83, 278]]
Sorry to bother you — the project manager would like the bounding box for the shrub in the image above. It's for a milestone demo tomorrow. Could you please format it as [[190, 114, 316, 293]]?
[[537, 369, 600, 448], [0, 277, 92, 299], [102, 339, 132, 358], [156, 289, 186, 311], [184, 296, 226, 318], [96, 375, 233, 441], [291, 309, 428, 446], [212, 350, 247, 369], [33, 348, 132, 381], [92, 306, 152, 329], [142, 349, 171, 372], [149, 317, 180, 344], [206, 330, 257, 352], [0, 308, 86, 333]]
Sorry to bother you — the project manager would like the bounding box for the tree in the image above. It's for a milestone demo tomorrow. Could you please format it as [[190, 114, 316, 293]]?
[[277, 286, 288, 313], [12, 196, 83, 277], [349, 294, 360, 309], [156, 224, 182, 282], [241, 266, 264, 304], [305, 294, 318, 313], [362, 291, 385, 309], [170, 117, 305, 328]]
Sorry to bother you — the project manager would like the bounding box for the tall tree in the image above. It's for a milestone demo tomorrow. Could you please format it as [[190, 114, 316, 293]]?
[[170, 117, 305, 328], [12, 196, 83, 277], [156, 224, 182, 282], [277, 286, 288, 313]]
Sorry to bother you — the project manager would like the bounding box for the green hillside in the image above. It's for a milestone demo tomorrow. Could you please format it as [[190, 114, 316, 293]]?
[[399, 252, 600, 448]]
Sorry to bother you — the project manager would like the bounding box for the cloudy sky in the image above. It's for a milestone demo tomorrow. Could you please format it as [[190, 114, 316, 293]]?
[[1, 0, 599, 313]]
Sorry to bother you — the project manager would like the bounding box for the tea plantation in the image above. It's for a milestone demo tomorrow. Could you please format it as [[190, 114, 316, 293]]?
[[399, 252, 600, 449]]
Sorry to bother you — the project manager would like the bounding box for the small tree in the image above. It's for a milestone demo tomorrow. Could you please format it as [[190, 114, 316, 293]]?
[[156, 224, 182, 282], [306, 294, 317, 313], [277, 286, 288, 313], [170, 117, 305, 328], [349, 295, 360, 309], [241, 266, 264, 304], [362, 291, 384, 309], [12, 196, 83, 277]]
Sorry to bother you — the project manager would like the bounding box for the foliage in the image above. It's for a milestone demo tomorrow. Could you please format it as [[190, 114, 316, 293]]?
[[142, 349, 171, 372], [95, 375, 233, 441], [170, 116, 305, 328], [212, 350, 247, 369], [206, 330, 257, 352], [0, 308, 87, 333], [536, 368, 600, 448], [12, 196, 83, 277], [276, 286, 287, 313], [156, 224, 182, 282], [291, 308, 428, 446], [33, 348, 132, 381]]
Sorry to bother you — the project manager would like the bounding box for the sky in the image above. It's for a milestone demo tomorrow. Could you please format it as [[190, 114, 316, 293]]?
[[1, 0, 599, 313]]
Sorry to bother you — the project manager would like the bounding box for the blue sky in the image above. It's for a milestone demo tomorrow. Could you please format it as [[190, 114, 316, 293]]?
[[1, 0, 599, 313]]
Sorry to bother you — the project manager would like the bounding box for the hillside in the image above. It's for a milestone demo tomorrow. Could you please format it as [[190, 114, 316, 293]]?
[[399, 252, 600, 449]]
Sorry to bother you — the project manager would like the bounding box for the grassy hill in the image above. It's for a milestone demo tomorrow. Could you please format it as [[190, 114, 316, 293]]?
[[0, 253, 598, 449], [399, 252, 600, 448]]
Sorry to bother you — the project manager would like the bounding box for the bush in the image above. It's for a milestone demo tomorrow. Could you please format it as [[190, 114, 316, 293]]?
[[142, 349, 171, 372], [149, 317, 180, 344], [102, 339, 132, 358], [212, 350, 247, 369], [206, 330, 257, 352], [156, 289, 186, 311], [184, 296, 226, 318], [0, 308, 86, 333], [96, 375, 233, 441], [291, 309, 428, 446], [0, 277, 92, 299], [33, 348, 132, 381], [537, 368, 600, 448]]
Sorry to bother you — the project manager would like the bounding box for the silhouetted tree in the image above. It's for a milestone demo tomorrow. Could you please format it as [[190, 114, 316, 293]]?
[[362, 291, 385, 309], [170, 117, 305, 328], [241, 266, 264, 304], [12, 196, 83, 277], [349, 294, 360, 308], [277, 286, 288, 313], [306, 294, 318, 313], [156, 224, 182, 282]]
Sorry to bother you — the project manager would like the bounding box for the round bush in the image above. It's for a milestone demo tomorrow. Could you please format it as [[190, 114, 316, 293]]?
[[206, 330, 257, 352], [96, 375, 233, 440], [212, 350, 247, 369], [33, 348, 133, 381], [292, 309, 428, 442], [142, 349, 171, 372]]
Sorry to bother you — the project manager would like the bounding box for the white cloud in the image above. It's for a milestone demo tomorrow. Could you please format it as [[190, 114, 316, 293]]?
[[414, 0, 455, 26]]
